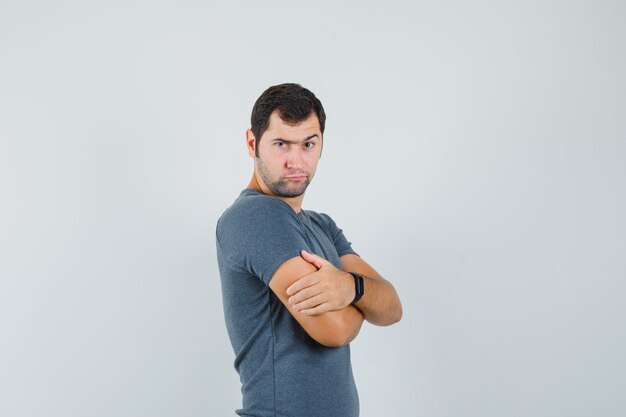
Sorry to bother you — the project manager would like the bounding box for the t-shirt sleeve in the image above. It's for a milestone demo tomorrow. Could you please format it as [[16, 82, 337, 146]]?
[[321, 213, 359, 258], [216, 196, 311, 285]]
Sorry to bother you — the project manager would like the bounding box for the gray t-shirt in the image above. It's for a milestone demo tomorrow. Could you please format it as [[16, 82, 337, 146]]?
[[216, 188, 360, 417]]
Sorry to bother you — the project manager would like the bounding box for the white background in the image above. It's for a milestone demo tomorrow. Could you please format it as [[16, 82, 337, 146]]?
[[1, 1, 625, 416]]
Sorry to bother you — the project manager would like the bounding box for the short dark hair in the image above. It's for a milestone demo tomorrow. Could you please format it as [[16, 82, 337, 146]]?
[[250, 83, 326, 157]]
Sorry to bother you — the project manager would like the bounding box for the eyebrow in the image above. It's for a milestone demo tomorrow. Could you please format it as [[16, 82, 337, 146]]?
[[270, 134, 320, 144]]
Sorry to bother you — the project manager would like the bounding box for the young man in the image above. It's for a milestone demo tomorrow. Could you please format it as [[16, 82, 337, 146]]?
[[216, 83, 402, 417]]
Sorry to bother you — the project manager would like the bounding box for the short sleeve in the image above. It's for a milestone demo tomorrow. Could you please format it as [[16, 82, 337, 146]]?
[[320, 213, 359, 257], [216, 195, 311, 285]]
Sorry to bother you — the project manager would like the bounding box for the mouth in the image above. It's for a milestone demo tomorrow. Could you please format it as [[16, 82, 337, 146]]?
[[283, 175, 308, 182]]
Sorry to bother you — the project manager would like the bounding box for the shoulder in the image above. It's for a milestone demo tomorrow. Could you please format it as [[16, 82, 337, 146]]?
[[301, 208, 332, 222], [303, 209, 338, 231], [217, 189, 300, 236], [216, 190, 310, 281]]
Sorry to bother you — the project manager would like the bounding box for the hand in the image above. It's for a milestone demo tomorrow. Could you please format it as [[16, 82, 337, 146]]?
[[286, 250, 355, 316]]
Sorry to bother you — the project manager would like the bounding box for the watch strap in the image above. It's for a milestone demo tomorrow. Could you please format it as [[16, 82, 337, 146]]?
[[349, 272, 364, 304]]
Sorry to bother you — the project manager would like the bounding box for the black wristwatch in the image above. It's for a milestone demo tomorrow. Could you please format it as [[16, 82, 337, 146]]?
[[349, 272, 365, 304]]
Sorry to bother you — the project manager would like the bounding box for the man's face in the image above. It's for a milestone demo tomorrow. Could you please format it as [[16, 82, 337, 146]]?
[[249, 111, 323, 198]]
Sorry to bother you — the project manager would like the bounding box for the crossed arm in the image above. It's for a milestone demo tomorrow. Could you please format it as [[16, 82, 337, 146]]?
[[268, 250, 402, 348]]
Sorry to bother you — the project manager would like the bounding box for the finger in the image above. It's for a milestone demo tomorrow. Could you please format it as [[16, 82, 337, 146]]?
[[288, 285, 322, 305], [300, 302, 333, 316], [286, 274, 320, 296], [300, 250, 326, 269], [293, 293, 326, 311]]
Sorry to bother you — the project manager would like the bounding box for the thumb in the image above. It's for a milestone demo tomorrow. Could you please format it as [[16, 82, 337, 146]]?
[[300, 250, 326, 269]]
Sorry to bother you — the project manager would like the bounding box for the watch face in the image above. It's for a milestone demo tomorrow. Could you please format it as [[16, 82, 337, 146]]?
[[356, 274, 364, 296]]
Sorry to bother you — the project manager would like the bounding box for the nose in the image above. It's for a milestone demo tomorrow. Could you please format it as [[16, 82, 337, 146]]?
[[285, 147, 305, 170]]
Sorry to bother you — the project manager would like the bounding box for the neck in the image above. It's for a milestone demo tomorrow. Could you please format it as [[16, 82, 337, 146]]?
[[248, 172, 304, 214]]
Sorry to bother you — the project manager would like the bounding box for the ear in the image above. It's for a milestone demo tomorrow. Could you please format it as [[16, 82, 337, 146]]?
[[245, 129, 256, 158]]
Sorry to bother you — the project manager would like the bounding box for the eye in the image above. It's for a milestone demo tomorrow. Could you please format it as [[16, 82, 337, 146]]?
[[275, 140, 286, 147], [304, 142, 315, 149]]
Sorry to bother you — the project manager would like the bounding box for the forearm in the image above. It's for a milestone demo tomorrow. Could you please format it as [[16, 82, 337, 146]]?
[[271, 255, 364, 348], [338, 254, 402, 326], [352, 274, 402, 326], [309, 305, 364, 347], [335, 304, 365, 344]]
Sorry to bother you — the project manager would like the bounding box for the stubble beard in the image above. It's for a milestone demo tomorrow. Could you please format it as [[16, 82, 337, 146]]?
[[256, 157, 311, 198]]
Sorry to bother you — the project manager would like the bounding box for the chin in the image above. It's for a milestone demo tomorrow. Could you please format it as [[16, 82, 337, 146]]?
[[271, 183, 309, 198]]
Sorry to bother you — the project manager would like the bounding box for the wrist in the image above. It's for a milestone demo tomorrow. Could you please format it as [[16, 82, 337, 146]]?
[[348, 272, 365, 305]]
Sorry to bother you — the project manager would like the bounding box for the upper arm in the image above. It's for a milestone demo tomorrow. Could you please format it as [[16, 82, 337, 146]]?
[[269, 255, 364, 348]]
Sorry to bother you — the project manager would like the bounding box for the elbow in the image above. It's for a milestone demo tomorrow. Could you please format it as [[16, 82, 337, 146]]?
[[390, 301, 403, 325], [379, 302, 402, 326], [315, 329, 350, 348], [319, 337, 347, 348], [314, 314, 362, 348], [392, 304, 403, 324], [386, 291, 403, 325]]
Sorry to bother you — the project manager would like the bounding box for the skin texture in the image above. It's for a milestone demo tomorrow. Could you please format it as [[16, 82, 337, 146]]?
[[287, 250, 355, 314], [289, 251, 403, 326], [269, 255, 364, 347], [245, 111, 402, 346], [246, 111, 321, 211]]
